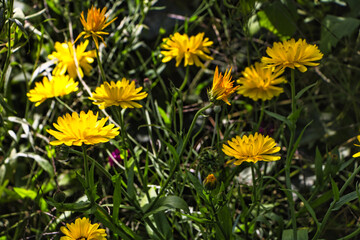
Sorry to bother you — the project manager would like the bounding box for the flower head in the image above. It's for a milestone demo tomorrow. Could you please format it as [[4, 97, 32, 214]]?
[[353, 135, 360, 158], [48, 40, 95, 79], [208, 66, 239, 105], [161, 32, 213, 68], [75, 6, 117, 49], [203, 173, 217, 190], [47, 110, 119, 146], [222, 132, 281, 165], [237, 62, 286, 101], [261, 38, 323, 72], [89, 78, 148, 109], [27, 75, 78, 106], [60, 217, 107, 240]]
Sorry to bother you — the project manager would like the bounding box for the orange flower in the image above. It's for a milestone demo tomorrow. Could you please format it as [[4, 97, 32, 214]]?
[[75, 6, 117, 49], [208, 66, 238, 105]]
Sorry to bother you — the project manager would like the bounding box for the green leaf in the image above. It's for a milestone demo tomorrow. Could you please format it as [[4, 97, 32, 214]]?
[[258, 0, 298, 40], [282, 229, 308, 240], [181, 213, 214, 224], [45, 0, 62, 15], [290, 189, 320, 227], [216, 205, 232, 240], [9, 18, 28, 39], [15, 153, 54, 177], [157, 106, 170, 125], [143, 195, 189, 218], [13, 187, 36, 199], [113, 174, 123, 223], [0, 94, 16, 114], [320, 15, 360, 53], [186, 172, 206, 201], [264, 110, 291, 126], [46, 199, 92, 212], [295, 81, 318, 100], [95, 204, 137, 240], [333, 191, 359, 211], [330, 176, 340, 202]]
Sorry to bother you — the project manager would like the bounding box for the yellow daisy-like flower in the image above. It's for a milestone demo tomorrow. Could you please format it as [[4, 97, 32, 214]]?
[[208, 66, 239, 105], [75, 5, 117, 49], [203, 173, 217, 190], [27, 75, 78, 106], [161, 32, 213, 68], [48, 40, 96, 79], [222, 132, 281, 165], [237, 62, 286, 101], [353, 135, 360, 158], [261, 38, 323, 73], [89, 78, 148, 109], [47, 110, 119, 146], [60, 217, 107, 240]]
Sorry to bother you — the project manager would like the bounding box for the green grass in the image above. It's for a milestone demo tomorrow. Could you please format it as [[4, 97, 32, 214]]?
[[1, 0, 360, 239]]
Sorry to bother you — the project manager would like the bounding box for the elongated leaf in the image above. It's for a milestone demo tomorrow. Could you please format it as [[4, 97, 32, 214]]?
[[113, 174, 123, 223], [330, 176, 340, 202], [282, 229, 308, 240], [15, 152, 54, 177], [295, 81, 318, 100], [264, 110, 291, 126], [320, 15, 360, 53], [47, 199, 92, 212], [290, 189, 320, 227], [333, 191, 359, 211], [143, 195, 189, 218]]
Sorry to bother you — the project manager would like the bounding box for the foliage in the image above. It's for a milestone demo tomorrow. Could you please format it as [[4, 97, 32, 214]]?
[[0, 0, 360, 239]]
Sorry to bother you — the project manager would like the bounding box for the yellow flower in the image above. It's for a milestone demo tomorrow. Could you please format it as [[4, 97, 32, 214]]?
[[353, 135, 360, 158], [208, 66, 239, 105], [47, 110, 119, 146], [60, 217, 107, 240], [237, 62, 286, 101], [222, 132, 281, 165], [261, 38, 323, 72], [161, 32, 213, 67], [48, 40, 96, 79], [27, 75, 78, 106], [203, 173, 217, 190], [75, 6, 117, 49], [89, 78, 148, 109]]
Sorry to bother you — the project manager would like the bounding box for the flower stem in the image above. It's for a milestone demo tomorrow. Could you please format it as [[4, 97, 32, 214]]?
[[81, 145, 89, 189], [55, 97, 74, 112], [172, 66, 189, 102], [211, 106, 220, 147], [95, 47, 106, 82], [286, 69, 297, 240], [255, 100, 265, 132], [179, 102, 214, 157]]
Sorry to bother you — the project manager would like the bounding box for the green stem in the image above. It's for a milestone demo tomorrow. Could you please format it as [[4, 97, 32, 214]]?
[[96, 47, 106, 82], [172, 66, 189, 103], [211, 107, 220, 147], [0, 15, 12, 92], [145, 102, 214, 213], [255, 100, 265, 132], [82, 145, 89, 189], [179, 102, 214, 157], [286, 69, 297, 240], [55, 97, 74, 112]]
